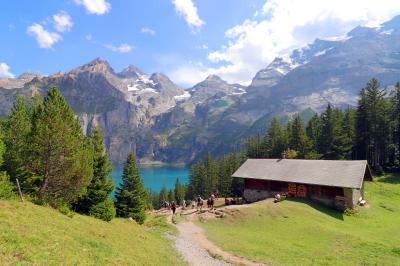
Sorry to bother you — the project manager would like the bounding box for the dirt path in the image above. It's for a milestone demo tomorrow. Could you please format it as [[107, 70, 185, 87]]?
[[167, 214, 231, 266], [167, 211, 266, 266]]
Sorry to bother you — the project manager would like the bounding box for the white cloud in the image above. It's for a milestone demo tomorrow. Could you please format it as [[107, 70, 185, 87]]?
[[27, 23, 62, 49], [172, 0, 204, 32], [0, 63, 15, 78], [203, 0, 400, 85], [74, 0, 111, 15], [141, 27, 156, 35], [105, 43, 133, 53], [168, 62, 209, 87], [53, 11, 73, 32], [197, 44, 208, 50], [85, 34, 93, 40]]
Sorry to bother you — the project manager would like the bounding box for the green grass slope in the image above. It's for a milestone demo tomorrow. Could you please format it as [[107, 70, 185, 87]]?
[[0, 201, 185, 266], [199, 174, 400, 265]]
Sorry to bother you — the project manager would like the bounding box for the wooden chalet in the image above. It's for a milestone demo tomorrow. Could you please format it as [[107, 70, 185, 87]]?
[[232, 159, 373, 209]]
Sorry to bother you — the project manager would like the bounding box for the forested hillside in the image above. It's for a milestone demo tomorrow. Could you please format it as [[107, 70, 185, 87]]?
[[0, 87, 148, 224], [185, 79, 400, 199]]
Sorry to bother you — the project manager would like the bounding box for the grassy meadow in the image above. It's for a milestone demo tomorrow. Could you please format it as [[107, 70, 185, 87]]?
[[0, 200, 185, 266], [198, 174, 400, 265]]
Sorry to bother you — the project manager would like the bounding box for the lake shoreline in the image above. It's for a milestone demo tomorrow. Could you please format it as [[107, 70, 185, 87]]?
[[138, 162, 187, 167], [111, 164, 190, 192]]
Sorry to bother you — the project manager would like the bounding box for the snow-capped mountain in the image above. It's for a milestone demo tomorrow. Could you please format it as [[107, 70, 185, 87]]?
[[2, 15, 400, 163]]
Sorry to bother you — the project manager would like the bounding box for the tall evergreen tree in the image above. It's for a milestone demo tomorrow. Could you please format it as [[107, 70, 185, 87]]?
[[355, 88, 369, 160], [289, 115, 309, 157], [75, 127, 115, 214], [230, 151, 244, 196], [318, 103, 335, 158], [188, 162, 206, 197], [0, 127, 5, 167], [174, 178, 185, 204], [204, 153, 218, 196], [266, 118, 287, 158], [362, 79, 390, 168], [3, 96, 32, 188], [246, 134, 263, 158], [167, 189, 175, 202], [217, 155, 232, 197], [159, 185, 169, 202], [28, 88, 93, 205], [114, 152, 146, 224], [340, 108, 356, 159], [305, 113, 323, 159], [391, 82, 400, 166]]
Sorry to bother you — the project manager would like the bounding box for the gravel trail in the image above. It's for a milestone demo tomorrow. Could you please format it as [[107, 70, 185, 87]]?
[[167, 212, 266, 266]]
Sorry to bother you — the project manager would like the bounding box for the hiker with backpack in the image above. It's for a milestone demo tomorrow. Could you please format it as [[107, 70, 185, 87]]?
[[171, 201, 176, 215]]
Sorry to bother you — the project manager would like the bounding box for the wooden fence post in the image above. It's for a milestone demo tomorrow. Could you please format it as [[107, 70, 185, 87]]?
[[16, 178, 24, 202]]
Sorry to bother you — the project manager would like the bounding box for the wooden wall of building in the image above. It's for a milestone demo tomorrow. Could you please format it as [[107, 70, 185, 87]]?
[[243, 178, 349, 209]]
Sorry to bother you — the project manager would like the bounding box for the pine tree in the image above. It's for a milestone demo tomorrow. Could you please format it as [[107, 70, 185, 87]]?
[[355, 88, 369, 160], [330, 108, 345, 159], [174, 178, 185, 204], [266, 118, 287, 158], [167, 189, 175, 202], [340, 108, 356, 159], [289, 115, 309, 157], [205, 153, 218, 196], [150, 190, 161, 209], [365, 79, 390, 168], [3, 96, 32, 188], [318, 103, 335, 158], [306, 113, 321, 153], [354, 79, 391, 169], [28, 88, 93, 205], [230, 151, 244, 196], [217, 155, 232, 197], [391, 83, 400, 166], [159, 185, 169, 202], [246, 134, 263, 158], [191, 161, 207, 196], [75, 127, 115, 214], [115, 152, 146, 224], [0, 126, 5, 167]]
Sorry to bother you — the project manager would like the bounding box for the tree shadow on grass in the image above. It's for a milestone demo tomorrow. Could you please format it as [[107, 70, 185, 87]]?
[[286, 198, 344, 221], [378, 173, 400, 184]]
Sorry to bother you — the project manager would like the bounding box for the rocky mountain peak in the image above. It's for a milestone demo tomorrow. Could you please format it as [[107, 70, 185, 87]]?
[[379, 15, 400, 34], [348, 26, 377, 37], [18, 72, 42, 80], [150, 72, 168, 81], [204, 74, 224, 83], [119, 65, 145, 78], [72, 58, 113, 74]]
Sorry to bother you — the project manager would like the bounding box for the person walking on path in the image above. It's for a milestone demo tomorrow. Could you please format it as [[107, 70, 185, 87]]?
[[171, 201, 177, 215], [197, 196, 204, 211], [191, 199, 196, 209]]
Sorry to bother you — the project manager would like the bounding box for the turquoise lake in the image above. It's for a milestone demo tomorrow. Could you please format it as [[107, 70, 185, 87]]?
[[111, 164, 190, 192]]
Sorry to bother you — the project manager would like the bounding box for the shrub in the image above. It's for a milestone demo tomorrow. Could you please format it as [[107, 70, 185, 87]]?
[[284, 149, 298, 159], [89, 199, 116, 222], [31, 197, 48, 206], [0, 172, 16, 199], [57, 204, 75, 218]]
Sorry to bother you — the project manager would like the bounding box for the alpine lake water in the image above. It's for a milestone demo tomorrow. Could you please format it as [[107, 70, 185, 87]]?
[[111, 164, 190, 193]]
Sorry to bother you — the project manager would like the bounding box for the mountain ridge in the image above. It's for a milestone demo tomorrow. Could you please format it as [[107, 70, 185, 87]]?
[[2, 15, 400, 163]]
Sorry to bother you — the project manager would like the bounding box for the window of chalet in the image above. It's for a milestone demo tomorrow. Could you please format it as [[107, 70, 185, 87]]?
[[270, 181, 287, 191]]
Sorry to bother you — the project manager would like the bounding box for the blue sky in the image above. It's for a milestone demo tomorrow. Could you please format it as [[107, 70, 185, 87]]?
[[2, 0, 400, 87]]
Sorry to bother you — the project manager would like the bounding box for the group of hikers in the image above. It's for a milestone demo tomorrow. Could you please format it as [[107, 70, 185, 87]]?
[[161, 194, 216, 215]]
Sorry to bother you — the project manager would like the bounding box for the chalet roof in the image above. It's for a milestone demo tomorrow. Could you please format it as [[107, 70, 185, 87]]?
[[232, 159, 372, 189]]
